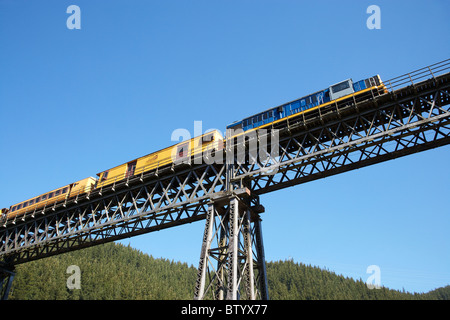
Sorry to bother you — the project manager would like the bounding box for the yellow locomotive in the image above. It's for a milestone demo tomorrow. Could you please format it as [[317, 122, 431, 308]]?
[[0, 131, 223, 224]]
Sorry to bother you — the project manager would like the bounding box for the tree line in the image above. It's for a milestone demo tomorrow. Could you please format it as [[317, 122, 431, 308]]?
[[7, 242, 449, 300]]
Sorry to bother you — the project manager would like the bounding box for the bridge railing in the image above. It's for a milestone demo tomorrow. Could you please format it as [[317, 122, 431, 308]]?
[[385, 58, 450, 92]]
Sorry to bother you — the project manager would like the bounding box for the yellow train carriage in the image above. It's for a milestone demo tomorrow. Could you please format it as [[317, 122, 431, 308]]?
[[69, 177, 98, 197], [5, 177, 97, 220], [97, 130, 223, 188]]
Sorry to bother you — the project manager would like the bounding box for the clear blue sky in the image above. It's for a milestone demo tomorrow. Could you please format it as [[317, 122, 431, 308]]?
[[1, 0, 449, 294]]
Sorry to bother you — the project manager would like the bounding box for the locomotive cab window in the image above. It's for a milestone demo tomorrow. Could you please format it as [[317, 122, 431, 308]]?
[[329, 79, 354, 100], [331, 81, 350, 93]]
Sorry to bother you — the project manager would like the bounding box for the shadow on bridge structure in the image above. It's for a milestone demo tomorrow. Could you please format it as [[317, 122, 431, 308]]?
[[1, 59, 450, 300]]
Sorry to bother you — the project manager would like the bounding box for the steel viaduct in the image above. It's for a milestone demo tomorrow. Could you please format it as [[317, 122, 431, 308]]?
[[1, 59, 449, 300]]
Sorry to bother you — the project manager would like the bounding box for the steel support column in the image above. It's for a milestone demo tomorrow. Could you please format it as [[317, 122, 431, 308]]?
[[0, 265, 15, 300], [194, 190, 269, 300], [226, 196, 240, 299], [253, 217, 269, 300]]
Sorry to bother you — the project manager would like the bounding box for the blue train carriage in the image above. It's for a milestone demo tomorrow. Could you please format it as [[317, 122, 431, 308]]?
[[227, 75, 386, 132]]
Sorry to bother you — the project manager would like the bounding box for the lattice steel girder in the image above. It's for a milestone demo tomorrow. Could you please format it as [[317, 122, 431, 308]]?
[[194, 190, 268, 300], [0, 162, 226, 265], [230, 74, 450, 194]]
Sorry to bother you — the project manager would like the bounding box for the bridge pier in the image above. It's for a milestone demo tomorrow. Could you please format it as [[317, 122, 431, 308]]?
[[194, 188, 268, 300], [0, 264, 15, 300]]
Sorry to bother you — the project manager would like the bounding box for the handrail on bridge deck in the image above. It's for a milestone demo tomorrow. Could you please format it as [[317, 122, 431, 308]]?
[[385, 59, 450, 92]]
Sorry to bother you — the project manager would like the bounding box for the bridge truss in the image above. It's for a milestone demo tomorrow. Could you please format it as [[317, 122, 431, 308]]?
[[1, 60, 449, 300]]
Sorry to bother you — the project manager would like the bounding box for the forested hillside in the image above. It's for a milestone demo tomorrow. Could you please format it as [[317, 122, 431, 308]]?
[[8, 242, 449, 300]]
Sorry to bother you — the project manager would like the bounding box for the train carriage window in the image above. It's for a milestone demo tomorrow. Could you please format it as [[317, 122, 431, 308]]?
[[41, 194, 47, 201], [23, 201, 28, 208], [305, 96, 311, 105], [35, 197, 40, 203], [29, 199, 34, 205], [101, 171, 109, 182], [62, 188, 68, 194], [12, 206, 16, 212], [48, 192, 54, 199], [17, 204, 22, 210], [126, 161, 137, 178], [312, 95, 317, 104], [316, 92, 324, 104], [176, 142, 189, 160], [55, 190, 61, 196], [178, 146, 185, 157]]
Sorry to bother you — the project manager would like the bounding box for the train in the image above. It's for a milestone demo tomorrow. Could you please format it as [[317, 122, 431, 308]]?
[[0, 74, 386, 223], [0, 131, 223, 223], [227, 75, 386, 132]]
